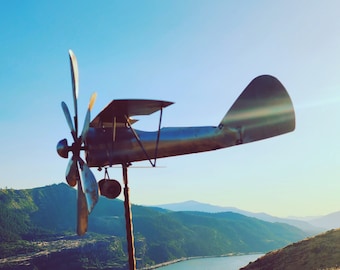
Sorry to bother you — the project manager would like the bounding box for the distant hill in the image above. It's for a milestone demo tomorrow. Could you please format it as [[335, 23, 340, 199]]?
[[308, 211, 340, 230], [240, 228, 340, 270], [0, 184, 310, 269], [154, 200, 324, 234], [155, 200, 242, 213]]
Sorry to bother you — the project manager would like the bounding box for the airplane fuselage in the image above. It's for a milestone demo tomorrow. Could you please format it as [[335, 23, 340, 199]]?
[[85, 125, 236, 168]]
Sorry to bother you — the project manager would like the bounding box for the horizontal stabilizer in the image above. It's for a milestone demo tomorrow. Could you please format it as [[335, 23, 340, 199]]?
[[220, 75, 295, 144]]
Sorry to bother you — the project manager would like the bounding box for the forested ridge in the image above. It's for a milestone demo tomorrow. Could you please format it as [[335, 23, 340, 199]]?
[[0, 183, 308, 269]]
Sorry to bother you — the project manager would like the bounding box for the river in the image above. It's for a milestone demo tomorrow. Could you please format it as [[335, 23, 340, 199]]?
[[154, 254, 263, 270]]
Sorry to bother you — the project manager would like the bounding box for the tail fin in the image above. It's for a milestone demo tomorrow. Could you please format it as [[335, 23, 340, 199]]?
[[219, 75, 295, 144]]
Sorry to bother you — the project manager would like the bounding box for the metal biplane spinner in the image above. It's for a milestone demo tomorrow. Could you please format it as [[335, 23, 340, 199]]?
[[56, 50, 295, 270]]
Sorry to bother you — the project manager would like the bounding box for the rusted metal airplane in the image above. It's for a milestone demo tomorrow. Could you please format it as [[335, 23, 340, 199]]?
[[57, 50, 295, 269]]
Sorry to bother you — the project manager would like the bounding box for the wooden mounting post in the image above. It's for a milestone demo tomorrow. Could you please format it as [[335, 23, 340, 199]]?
[[123, 164, 136, 270]]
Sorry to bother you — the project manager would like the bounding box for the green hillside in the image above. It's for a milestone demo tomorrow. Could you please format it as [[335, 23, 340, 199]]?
[[241, 228, 340, 270], [0, 183, 309, 269]]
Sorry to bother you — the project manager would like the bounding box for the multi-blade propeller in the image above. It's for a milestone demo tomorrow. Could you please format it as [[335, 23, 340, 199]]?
[[56, 50, 99, 235]]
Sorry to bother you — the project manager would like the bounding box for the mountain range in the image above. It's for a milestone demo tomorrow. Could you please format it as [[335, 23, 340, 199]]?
[[0, 183, 311, 269], [154, 200, 340, 233]]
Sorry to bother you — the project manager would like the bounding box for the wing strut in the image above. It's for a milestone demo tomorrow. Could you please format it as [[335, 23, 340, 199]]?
[[124, 108, 164, 167], [153, 107, 163, 166]]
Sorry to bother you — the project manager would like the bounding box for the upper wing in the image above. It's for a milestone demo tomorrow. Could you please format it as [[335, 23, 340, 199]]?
[[90, 99, 174, 128]]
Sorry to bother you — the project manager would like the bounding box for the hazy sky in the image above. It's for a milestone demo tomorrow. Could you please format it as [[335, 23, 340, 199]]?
[[1, 1, 340, 218]]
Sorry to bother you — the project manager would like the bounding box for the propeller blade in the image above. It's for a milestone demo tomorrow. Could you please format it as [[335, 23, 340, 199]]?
[[78, 158, 99, 213], [61, 102, 76, 140], [80, 92, 97, 144], [77, 179, 88, 236], [65, 158, 78, 187], [59, 51, 98, 236], [88, 92, 97, 111], [69, 49, 79, 135], [80, 109, 90, 144]]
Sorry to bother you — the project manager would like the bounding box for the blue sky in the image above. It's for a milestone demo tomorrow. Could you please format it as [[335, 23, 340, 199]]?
[[1, 1, 340, 218]]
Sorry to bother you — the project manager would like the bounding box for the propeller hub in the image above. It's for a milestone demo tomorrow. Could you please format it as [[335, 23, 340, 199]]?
[[57, 138, 69, 158]]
